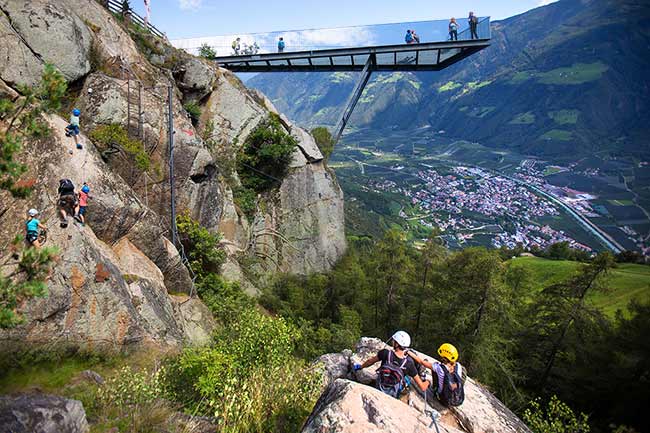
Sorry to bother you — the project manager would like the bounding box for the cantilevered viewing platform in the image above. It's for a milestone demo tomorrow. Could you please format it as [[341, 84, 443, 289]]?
[[173, 17, 491, 141], [210, 38, 489, 73]]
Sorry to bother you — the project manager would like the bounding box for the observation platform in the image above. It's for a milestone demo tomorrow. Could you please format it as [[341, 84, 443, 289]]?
[[173, 17, 491, 142], [211, 38, 489, 73]]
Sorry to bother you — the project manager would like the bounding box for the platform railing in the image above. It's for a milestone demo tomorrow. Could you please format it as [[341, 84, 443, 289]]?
[[102, 0, 166, 39], [172, 17, 491, 57]]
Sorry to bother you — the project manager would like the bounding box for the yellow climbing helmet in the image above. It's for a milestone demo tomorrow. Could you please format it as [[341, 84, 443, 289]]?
[[438, 343, 459, 362]]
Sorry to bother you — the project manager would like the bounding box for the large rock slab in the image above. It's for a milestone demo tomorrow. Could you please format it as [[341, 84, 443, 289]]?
[[301, 379, 464, 433], [0, 10, 43, 87], [0, 394, 89, 433], [278, 162, 346, 274], [0, 0, 92, 82], [315, 338, 532, 433]]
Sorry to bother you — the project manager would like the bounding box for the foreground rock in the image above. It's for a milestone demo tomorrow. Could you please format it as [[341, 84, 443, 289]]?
[[312, 338, 532, 433], [0, 394, 89, 433], [302, 379, 464, 433]]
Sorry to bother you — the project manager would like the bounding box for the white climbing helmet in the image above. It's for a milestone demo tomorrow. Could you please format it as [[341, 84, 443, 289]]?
[[390, 330, 411, 349], [28, 208, 39, 217]]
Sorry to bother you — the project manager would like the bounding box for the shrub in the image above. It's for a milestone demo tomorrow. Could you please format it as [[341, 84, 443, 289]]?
[[89, 124, 150, 171], [310, 126, 335, 162], [198, 43, 217, 60], [237, 114, 297, 193], [183, 102, 201, 126], [162, 308, 321, 433], [176, 212, 226, 277], [233, 186, 257, 220], [523, 396, 591, 433]]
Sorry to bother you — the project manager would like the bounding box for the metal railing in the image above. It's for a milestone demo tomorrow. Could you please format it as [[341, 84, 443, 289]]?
[[173, 16, 490, 57], [103, 0, 166, 39]]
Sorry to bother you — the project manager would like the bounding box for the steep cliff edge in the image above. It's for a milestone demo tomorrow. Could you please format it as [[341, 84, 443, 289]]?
[[0, 0, 345, 349]]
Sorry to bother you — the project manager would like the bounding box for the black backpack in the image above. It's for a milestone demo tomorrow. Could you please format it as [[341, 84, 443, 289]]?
[[437, 363, 465, 407], [59, 179, 75, 195], [376, 351, 408, 398]]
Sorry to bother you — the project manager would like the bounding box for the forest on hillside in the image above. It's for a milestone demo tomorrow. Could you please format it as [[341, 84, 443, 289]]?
[[261, 231, 650, 433]]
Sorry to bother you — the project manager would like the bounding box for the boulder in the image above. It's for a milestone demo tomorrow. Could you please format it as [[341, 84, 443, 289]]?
[[113, 237, 165, 283], [0, 0, 92, 82], [301, 379, 464, 433], [174, 54, 219, 101], [0, 10, 43, 87], [276, 162, 346, 274], [0, 394, 89, 433], [171, 295, 217, 346], [316, 351, 352, 389]]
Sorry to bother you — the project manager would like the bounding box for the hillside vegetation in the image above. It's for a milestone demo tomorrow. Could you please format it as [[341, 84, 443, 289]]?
[[512, 256, 650, 317]]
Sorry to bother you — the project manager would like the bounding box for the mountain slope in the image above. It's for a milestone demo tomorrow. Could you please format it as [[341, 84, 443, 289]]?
[[249, 0, 650, 161]]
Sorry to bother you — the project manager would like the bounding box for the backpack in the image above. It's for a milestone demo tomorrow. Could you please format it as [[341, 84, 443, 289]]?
[[436, 363, 465, 407], [278, 40, 285, 49], [376, 351, 408, 398], [471, 15, 479, 24], [231, 40, 237, 49], [58, 178, 75, 195], [405, 32, 413, 43]]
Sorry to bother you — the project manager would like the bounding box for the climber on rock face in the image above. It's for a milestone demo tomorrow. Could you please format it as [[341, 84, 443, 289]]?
[[74, 182, 91, 226], [353, 330, 430, 398], [57, 178, 77, 228], [25, 209, 47, 248], [65, 108, 82, 150], [409, 342, 466, 407]]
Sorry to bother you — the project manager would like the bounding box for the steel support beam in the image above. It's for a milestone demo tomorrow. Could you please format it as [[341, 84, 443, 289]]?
[[334, 55, 374, 144]]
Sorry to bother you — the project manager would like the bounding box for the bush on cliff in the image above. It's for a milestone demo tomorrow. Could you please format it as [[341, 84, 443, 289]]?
[[237, 114, 297, 193], [89, 124, 150, 171], [162, 308, 321, 433]]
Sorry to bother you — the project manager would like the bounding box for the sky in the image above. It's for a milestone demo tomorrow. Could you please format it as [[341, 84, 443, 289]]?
[[130, 0, 559, 40]]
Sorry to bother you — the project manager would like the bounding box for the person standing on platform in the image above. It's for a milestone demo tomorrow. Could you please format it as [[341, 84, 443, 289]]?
[[449, 18, 458, 41], [469, 12, 479, 39]]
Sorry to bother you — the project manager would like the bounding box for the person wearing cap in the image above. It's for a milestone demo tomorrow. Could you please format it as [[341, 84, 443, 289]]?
[[353, 330, 430, 397], [65, 108, 82, 150], [25, 209, 47, 248], [75, 183, 91, 225]]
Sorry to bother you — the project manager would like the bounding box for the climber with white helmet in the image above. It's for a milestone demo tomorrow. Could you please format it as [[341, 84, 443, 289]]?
[[409, 342, 466, 407], [65, 108, 82, 150], [25, 208, 47, 248], [353, 330, 430, 398]]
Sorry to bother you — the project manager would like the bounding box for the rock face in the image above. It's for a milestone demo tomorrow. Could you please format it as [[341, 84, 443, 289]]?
[[0, 394, 89, 433], [0, 0, 92, 83], [309, 338, 532, 433], [0, 0, 345, 350], [302, 379, 464, 433]]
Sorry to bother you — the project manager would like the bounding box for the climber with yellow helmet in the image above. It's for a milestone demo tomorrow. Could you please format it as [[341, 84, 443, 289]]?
[[409, 342, 466, 406]]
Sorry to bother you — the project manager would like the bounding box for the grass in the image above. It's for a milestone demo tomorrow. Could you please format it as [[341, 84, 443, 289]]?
[[536, 62, 609, 85], [0, 357, 104, 394], [609, 199, 635, 206], [549, 109, 580, 125], [511, 257, 650, 318], [438, 81, 462, 93], [510, 112, 536, 125], [540, 129, 573, 141], [543, 166, 563, 176]]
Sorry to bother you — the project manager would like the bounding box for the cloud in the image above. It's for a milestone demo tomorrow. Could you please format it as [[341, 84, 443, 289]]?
[[537, 0, 558, 5], [179, 0, 202, 10]]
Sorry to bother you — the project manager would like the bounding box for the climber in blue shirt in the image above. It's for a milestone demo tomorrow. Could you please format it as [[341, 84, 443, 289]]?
[[25, 208, 47, 248]]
